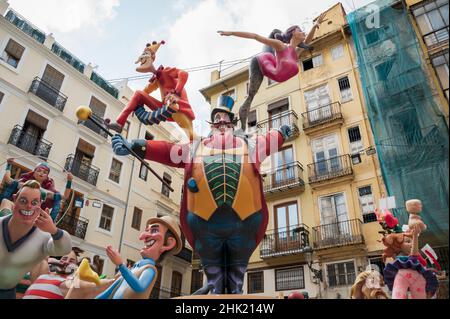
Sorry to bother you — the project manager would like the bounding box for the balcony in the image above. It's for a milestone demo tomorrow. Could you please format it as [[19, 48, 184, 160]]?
[[29, 77, 68, 112], [312, 219, 364, 250], [5, 10, 46, 44], [257, 110, 300, 141], [79, 113, 109, 139], [8, 125, 52, 159], [57, 214, 89, 240], [302, 102, 343, 134], [262, 162, 305, 199], [64, 155, 100, 186], [260, 224, 310, 259], [308, 155, 353, 186], [422, 26, 449, 49]]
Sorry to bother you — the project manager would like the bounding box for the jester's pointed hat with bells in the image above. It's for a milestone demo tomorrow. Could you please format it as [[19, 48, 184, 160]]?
[[146, 40, 165, 55], [210, 95, 236, 123]]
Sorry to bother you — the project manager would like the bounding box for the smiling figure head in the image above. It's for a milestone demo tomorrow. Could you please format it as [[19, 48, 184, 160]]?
[[12, 180, 42, 226], [138, 216, 183, 262]]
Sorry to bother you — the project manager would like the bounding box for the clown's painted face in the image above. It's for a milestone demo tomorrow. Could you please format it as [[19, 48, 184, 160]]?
[[13, 187, 41, 225], [33, 167, 49, 184], [212, 112, 234, 134], [139, 223, 172, 260]]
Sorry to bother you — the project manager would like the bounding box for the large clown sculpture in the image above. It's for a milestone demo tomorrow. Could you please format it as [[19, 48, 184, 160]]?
[[112, 96, 292, 294]]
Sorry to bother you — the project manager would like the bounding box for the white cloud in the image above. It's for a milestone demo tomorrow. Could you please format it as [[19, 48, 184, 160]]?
[[8, 0, 120, 33]]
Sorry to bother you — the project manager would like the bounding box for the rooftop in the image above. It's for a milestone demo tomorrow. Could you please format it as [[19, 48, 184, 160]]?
[[3, 8, 119, 99]]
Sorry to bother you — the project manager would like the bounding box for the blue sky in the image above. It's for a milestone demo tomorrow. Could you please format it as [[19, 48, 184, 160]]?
[[7, 0, 376, 135]]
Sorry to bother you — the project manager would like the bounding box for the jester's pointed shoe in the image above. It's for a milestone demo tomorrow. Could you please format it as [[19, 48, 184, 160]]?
[[103, 118, 123, 134]]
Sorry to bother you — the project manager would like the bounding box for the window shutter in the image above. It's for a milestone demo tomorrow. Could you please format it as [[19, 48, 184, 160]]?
[[5, 39, 25, 59], [25, 110, 48, 130], [268, 98, 289, 112]]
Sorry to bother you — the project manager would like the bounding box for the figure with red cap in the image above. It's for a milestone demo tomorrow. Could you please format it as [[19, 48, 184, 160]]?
[[106, 41, 196, 140]]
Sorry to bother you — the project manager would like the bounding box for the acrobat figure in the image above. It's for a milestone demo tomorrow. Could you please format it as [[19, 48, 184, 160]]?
[[218, 13, 326, 130], [23, 248, 113, 299], [112, 96, 292, 294], [383, 200, 439, 299], [0, 180, 72, 299], [95, 216, 183, 299], [0, 159, 73, 221], [106, 41, 196, 140]]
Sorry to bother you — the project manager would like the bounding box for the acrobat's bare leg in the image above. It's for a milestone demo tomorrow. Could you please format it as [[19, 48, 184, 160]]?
[[239, 57, 264, 131]]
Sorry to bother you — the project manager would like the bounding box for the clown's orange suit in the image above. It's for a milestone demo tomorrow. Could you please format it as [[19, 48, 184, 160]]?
[[116, 66, 196, 140]]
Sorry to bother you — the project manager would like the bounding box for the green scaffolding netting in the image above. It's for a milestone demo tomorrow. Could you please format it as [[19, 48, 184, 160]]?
[[348, 0, 449, 247]]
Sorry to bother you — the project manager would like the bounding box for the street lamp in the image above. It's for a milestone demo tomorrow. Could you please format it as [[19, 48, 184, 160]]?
[[304, 246, 323, 282]]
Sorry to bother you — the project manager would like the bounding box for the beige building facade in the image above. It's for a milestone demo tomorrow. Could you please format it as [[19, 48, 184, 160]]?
[[0, 0, 191, 298], [199, 3, 387, 299]]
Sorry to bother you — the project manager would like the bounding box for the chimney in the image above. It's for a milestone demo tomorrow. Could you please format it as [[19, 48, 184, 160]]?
[[44, 33, 55, 50], [84, 63, 94, 78], [211, 70, 220, 83], [0, 0, 10, 16]]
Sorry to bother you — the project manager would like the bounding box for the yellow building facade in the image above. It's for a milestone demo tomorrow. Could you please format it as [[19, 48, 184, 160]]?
[[199, 3, 387, 299], [0, 1, 192, 298]]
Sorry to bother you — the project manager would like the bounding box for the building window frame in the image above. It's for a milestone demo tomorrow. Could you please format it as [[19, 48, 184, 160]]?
[[338, 76, 353, 103], [98, 204, 115, 234], [275, 266, 305, 291], [0, 37, 26, 71], [131, 207, 143, 231], [325, 259, 356, 288], [302, 53, 323, 71], [108, 157, 123, 185], [358, 186, 377, 224], [247, 271, 264, 294], [331, 44, 344, 60], [161, 172, 172, 198], [347, 126, 364, 154]]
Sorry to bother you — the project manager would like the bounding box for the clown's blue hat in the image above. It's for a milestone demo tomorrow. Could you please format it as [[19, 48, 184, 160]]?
[[211, 95, 235, 122]]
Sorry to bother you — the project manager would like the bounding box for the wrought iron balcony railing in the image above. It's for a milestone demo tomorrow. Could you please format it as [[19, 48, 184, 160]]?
[[260, 224, 310, 259], [79, 113, 109, 139], [308, 154, 353, 184], [57, 214, 89, 240], [423, 26, 449, 48], [8, 125, 52, 159], [64, 155, 100, 186], [262, 162, 305, 194], [302, 102, 343, 130], [257, 110, 300, 140], [312, 219, 364, 250], [29, 77, 68, 112]]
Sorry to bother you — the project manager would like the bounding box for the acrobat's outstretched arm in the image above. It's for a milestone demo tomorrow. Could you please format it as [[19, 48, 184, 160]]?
[[218, 31, 285, 52]]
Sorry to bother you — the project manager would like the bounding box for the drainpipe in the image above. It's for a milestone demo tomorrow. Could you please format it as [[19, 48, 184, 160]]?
[[118, 121, 142, 253]]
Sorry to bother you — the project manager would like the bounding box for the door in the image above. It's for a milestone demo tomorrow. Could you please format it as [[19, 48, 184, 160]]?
[[269, 104, 289, 130], [319, 193, 350, 245], [304, 84, 332, 124], [275, 202, 300, 251], [38, 64, 65, 106], [312, 135, 341, 177], [272, 146, 295, 187]]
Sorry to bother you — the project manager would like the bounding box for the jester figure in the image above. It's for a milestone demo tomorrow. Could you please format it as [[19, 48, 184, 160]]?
[[111, 96, 292, 294], [106, 41, 196, 140]]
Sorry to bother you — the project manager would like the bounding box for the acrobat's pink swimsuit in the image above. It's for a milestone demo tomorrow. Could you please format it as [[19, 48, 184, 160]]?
[[256, 46, 299, 82]]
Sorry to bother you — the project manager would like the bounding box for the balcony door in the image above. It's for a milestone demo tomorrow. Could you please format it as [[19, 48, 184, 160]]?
[[268, 98, 289, 130], [275, 202, 300, 251], [73, 139, 95, 181], [272, 146, 294, 187], [312, 135, 341, 176], [304, 84, 332, 124], [37, 64, 65, 106], [20, 111, 48, 156], [319, 193, 351, 243]]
